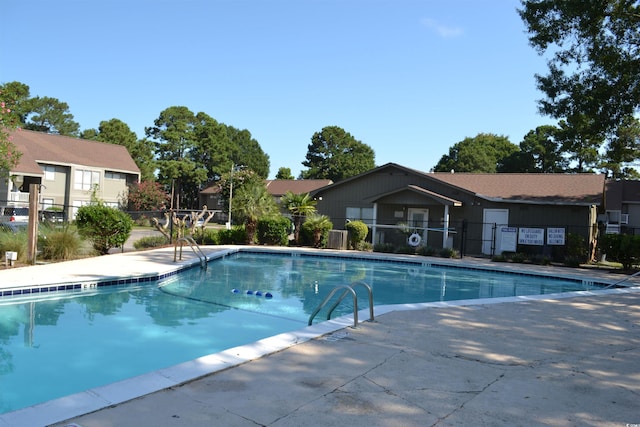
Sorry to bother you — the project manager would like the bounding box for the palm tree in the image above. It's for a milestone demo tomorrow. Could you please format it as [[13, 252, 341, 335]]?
[[303, 213, 332, 248], [280, 191, 317, 244], [233, 182, 278, 244]]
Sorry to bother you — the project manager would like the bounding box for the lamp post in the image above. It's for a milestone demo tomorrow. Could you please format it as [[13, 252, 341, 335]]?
[[227, 164, 234, 230], [227, 164, 245, 230]]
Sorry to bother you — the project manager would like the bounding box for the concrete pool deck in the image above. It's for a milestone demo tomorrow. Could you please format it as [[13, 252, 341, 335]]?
[[0, 247, 639, 426]]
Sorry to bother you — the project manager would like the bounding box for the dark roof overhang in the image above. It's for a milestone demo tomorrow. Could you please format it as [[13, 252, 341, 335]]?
[[365, 185, 463, 206]]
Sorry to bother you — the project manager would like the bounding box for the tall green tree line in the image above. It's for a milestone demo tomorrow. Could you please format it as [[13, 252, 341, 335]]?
[[517, 0, 640, 177]]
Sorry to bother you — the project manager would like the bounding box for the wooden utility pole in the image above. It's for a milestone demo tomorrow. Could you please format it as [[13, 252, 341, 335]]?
[[27, 184, 39, 264]]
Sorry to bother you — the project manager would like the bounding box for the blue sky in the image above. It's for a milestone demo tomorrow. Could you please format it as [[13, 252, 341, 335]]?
[[1, 0, 553, 179]]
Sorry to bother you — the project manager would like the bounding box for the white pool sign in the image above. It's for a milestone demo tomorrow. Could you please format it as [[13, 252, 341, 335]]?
[[500, 227, 518, 252], [515, 227, 566, 246], [547, 227, 566, 245], [518, 228, 544, 245]]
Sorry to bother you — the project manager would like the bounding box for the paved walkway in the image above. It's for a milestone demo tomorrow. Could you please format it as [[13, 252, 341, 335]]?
[[0, 248, 638, 427], [55, 291, 640, 427]]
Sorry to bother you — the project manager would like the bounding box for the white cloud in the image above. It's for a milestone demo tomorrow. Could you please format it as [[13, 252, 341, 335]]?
[[421, 18, 464, 38]]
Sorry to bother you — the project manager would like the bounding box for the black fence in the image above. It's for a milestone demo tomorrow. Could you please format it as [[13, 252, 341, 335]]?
[[329, 215, 603, 261], [0, 198, 228, 226], [458, 220, 595, 260], [4, 198, 635, 263]]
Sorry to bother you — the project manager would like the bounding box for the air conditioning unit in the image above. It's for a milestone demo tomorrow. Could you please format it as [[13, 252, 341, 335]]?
[[605, 224, 621, 234], [621, 214, 629, 224]]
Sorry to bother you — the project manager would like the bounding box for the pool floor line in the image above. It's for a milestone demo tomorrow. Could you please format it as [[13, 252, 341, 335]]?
[[2, 285, 639, 427]]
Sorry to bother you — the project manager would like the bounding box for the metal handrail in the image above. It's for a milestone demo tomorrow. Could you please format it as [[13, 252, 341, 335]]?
[[604, 269, 640, 289], [308, 281, 374, 328], [326, 281, 374, 323], [174, 236, 207, 269]]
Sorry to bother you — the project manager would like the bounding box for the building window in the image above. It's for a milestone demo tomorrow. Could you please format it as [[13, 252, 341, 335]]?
[[105, 171, 125, 180], [346, 207, 374, 223], [43, 165, 55, 181], [72, 200, 93, 219], [42, 198, 54, 210], [74, 169, 100, 191]]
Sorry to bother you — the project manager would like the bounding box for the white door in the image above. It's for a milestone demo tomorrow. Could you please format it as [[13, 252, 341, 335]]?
[[482, 209, 509, 255], [408, 208, 429, 246]]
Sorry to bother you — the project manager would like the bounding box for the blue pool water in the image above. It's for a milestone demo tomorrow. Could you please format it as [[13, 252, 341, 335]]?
[[0, 251, 599, 414]]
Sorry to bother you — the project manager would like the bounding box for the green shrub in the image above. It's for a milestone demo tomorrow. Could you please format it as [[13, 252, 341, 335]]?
[[511, 252, 527, 263], [599, 233, 640, 270], [39, 225, 83, 260], [373, 242, 395, 253], [301, 214, 332, 248], [531, 254, 551, 265], [439, 247, 459, 258], [134, 215, 152, 227], [0, 229, 28, 262], [563, 255, 583, 268], [133, 235, 169, 250], [75, 204, 134, 255], [345, 220, 369, 250], [201, 228, 221, 245], [356, 241, 373, 252], [189, 226, 207, 244], [417, 246, 437, 256], [566, 232, 589, 263], [217, 226, 247, 245], [257, 216, 291, 246], [394, 245, 416, 254]]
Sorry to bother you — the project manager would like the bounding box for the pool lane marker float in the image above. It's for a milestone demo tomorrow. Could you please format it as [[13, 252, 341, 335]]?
[[231, 289, 273, 298]]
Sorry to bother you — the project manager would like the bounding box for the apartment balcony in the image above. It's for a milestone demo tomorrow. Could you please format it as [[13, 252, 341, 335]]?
[[7, 191, 30, 205]]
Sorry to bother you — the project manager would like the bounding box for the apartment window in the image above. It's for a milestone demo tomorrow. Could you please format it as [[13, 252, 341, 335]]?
[[74, 169, 100, 191], [105, 171, 125, 180], [71, 200, 93, 219], [43, 165, 55, 181], [346, 207, 374, 223], [42, 198, 54, 210]]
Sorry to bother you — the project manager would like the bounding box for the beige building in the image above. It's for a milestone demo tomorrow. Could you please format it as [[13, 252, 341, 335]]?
[[1, 129, 140, 220]]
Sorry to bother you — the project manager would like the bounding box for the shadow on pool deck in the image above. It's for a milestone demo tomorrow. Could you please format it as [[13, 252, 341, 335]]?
[[0, 247, 638, 426], [49, 290, 640, 427]]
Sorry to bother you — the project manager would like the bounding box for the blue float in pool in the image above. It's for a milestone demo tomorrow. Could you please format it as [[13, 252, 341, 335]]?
[[255, 291, 263, 296], [246, 290, 253, 295], [231, 289, 240, 293], [265, 292, 273, 298]]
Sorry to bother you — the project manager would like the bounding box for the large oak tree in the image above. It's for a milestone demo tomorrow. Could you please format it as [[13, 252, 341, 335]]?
[[434, 133, 518, 173], [519, 1, 640, 139], [301, 126, 375, 181], [83, 118, 156, 182]]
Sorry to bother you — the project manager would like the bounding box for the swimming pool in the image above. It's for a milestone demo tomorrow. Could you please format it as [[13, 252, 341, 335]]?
[[0, 250, 605, 415]]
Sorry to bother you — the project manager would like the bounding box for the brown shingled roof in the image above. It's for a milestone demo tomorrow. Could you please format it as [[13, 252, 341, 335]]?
[[430, 172, 604, 205], [265, 179, 333, 196], [200, 179, 333, 196], [9, 129, 140, 176]]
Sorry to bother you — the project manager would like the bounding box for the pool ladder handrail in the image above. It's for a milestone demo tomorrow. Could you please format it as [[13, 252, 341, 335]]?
[[174, 236, 207, 269], [308, 281, 374, 328], [604, 269, 640, 288]]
